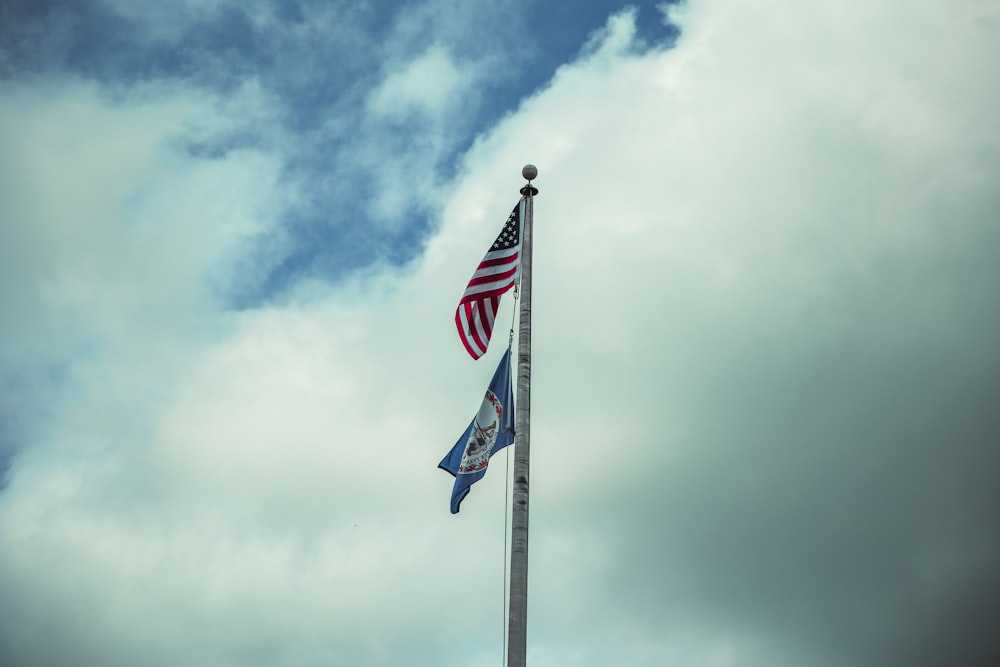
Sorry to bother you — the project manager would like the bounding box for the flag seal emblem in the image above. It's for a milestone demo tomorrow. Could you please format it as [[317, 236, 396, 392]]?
[[457, 390, 502, 473], [439, 346, 514, 513]]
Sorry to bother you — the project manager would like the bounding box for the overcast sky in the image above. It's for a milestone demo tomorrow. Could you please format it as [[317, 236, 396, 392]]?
[[2, 1, 999, 666]]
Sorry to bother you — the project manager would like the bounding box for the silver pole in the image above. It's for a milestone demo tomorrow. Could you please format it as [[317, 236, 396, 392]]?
[[507, 164, 537, 667]]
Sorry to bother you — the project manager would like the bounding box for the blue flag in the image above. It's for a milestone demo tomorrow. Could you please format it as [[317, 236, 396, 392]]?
[[438, 347, 515, 513]]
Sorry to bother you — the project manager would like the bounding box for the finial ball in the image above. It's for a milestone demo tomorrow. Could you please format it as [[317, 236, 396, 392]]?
[[522, 164, 538, 181]]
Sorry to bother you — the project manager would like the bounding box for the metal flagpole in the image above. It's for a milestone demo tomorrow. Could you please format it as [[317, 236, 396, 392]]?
[[508, 164, 537, 667]]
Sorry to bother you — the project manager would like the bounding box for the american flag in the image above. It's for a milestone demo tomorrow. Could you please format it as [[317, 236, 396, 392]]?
[[455, 200, 522, 359]]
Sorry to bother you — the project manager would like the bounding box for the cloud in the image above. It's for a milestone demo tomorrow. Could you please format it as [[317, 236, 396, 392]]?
[[2, 1, 999, 666], [1, 0, 682, 303], [442, 2, 1000, 664], [368, 45, 474, 122], [0, 76, 282, 476]]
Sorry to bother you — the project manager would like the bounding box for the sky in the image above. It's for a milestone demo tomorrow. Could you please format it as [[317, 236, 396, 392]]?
[[1, 1, 999, 665]]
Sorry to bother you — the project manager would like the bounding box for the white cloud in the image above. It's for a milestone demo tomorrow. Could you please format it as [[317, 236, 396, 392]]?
[[0, 76, 286, 492], [2, 1, 999, 666], [0, 78, 279, 339], [368, 45, 471, 121]]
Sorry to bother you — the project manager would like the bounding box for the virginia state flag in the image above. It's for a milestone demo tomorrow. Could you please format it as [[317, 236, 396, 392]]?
[[438, 347, 515, 513]]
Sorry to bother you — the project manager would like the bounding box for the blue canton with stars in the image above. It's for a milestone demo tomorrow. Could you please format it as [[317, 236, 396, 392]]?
[[491, 207, 520, 251]]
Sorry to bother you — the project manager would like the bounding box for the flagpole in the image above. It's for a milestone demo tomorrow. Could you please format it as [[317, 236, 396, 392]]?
[[508, 164, 537, 667]]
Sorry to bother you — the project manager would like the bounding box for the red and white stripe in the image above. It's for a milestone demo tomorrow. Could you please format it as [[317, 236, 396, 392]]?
[[455, 200, 523, 359]]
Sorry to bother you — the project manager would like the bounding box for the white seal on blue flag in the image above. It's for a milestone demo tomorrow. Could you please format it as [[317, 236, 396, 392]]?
[[457, 389, 503, 474]]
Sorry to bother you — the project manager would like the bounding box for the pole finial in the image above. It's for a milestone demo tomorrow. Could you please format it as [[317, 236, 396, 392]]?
[[520, 164, 539, 197]]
